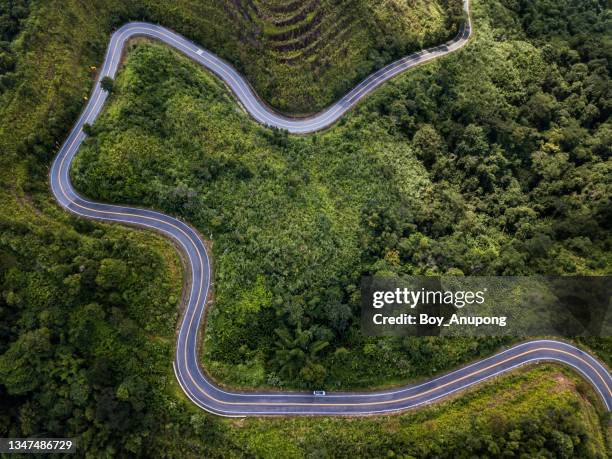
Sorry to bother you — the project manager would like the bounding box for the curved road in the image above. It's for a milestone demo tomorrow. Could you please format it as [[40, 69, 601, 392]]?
[[50, 0, 611, 416]]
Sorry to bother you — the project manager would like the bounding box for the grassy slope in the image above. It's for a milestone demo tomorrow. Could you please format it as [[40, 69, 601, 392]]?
[[224, 366, 609, 458], [154, 0, 462, 113], [0, 0, 610, 456]]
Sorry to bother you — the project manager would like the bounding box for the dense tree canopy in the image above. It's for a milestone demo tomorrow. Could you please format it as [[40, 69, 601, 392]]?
[[0, 0, 610, 456], [70, 0, 612, 392]]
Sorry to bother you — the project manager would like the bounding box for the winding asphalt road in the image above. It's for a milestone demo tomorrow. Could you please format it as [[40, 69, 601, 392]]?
[[50, 0, 611, 416]]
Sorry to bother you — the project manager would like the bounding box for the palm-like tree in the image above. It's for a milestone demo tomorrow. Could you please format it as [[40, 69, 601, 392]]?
[[271, 325, 328, 381]]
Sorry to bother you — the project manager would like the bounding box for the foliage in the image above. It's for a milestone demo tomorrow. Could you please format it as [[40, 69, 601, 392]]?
[[229, 366, 610, 458], [0, 185, 185, 453], [73, 0, 611, 391], [0, 0, 610, 456], [100, 76, 114, 93], [0, 0, 30, 91]]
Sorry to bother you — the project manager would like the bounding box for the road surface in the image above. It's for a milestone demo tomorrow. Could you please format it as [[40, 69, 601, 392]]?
[[50, 0, 611, 416]]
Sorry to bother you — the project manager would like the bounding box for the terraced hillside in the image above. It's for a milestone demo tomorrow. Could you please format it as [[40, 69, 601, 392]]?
[[0, 0, 462, 170], [143, 0, 464, 113], [217, 0, 463, 112]]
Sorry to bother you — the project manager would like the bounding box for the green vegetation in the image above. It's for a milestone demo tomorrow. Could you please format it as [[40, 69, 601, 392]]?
[[0, 0, 30, 91], [100, 76, 114, 93], [72, 0, 611, 391], [0, 179, 185, 453], [1, 0, 460, 177], [207, 0, 463, 112], [71, 40, 515, 390], [228, 366, 610, 458], [1, 0, 610, 456]]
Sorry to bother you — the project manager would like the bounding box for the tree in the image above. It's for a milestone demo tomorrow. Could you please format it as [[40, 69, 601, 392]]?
[[100, 76, 115, 92], [271, 325, 329, 384], [412, 124, 445, 167], [0, 328, 51, 395], [95, 258, 129, 290]]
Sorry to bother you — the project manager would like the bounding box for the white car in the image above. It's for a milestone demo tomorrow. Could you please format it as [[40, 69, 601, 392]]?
[[313, 390, 326, 396]]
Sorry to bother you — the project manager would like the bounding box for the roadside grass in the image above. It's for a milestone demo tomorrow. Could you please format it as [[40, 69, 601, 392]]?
[[224, 365, 609, 458]]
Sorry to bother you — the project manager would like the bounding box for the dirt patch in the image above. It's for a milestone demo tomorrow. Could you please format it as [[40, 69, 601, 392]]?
[[121, 36, 156, 67], [230, 418, 246, 428], [551, 373, 576, 393]]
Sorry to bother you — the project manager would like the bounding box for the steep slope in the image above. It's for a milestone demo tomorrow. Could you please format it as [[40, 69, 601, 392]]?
[[142, 0, 463, 113]]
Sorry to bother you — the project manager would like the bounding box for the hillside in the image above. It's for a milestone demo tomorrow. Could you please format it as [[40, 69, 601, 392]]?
[[71, 0, 611, 390], [214, 0, 463, 111], [0, 0, 461, 168], [0, 0, 610, 456]]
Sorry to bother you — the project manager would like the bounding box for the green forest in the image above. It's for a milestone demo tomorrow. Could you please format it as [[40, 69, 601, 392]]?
[[1, 0, 611, 456], [72, 0, 611, 390]]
